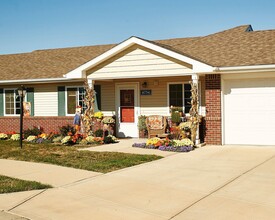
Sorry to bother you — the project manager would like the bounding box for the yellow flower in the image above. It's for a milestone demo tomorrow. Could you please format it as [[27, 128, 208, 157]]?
[[94, 111, 104, 119]]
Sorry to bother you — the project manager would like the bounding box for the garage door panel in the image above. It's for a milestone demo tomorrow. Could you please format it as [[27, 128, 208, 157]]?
[[224, 78, 275, 145]]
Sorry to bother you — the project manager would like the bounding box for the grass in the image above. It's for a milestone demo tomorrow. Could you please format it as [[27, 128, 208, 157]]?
[[0, 141, 162, 173], [0, 175, 52, 194]]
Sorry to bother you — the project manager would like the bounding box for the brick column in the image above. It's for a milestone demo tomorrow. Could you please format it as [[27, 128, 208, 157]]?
[[205, 74, 222, 145]]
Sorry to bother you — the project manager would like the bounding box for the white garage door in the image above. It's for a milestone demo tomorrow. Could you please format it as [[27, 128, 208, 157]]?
[[223, 77, 275, 145]]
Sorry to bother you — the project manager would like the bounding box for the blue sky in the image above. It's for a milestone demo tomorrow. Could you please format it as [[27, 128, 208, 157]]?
[[0, 0, 274, 54]]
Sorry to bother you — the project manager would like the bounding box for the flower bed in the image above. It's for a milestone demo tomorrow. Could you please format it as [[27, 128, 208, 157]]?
[[132, 137, 193, 152], [0, 125, 119, 146]]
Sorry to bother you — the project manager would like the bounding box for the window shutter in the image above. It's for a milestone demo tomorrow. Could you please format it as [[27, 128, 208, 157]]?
[[26, 87, 34, 116], [58, 86, 65, 116], [94, 85, 101, 111], [0, 89, 3, 116]]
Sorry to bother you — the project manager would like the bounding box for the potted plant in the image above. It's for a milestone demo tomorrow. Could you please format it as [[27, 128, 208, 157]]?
[[102, 116, 116, 136], [171, 110, 181, 125], [102, 116, 115, 124], [138, 115, 148, 138]]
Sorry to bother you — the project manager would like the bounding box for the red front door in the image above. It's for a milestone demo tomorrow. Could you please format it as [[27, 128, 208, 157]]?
[[120, 90, 134, 123]]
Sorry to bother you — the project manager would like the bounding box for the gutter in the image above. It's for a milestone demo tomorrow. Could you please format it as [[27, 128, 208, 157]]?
[[0, 77, 84, 85], [214, 64, 275, 73]]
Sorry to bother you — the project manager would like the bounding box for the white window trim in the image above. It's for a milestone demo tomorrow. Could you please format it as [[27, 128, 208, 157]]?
[[167, 82, 191, 115], [65, 86, 85, 116], [3, 88, 27, 116]]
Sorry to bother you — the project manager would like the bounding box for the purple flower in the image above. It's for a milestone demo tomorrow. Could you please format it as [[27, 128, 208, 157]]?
[[159, 145, 193, 152]]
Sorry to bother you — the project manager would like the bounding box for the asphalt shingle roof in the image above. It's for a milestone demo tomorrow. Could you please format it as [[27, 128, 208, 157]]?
[[1, 25, 275, 81]]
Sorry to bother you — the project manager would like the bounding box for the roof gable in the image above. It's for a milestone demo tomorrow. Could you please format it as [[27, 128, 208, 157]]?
[[85, 45, 195, 80], [64, 36, 213, 79]]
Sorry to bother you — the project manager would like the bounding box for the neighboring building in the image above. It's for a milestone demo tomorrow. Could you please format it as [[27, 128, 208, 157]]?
[[1, 24, 275, 145]]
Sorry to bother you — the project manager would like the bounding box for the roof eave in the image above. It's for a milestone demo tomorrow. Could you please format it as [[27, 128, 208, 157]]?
[[0, 77, 84, 85]]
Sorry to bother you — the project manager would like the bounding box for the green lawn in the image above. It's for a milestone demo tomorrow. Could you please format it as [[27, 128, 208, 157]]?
[[0, 175, 52, 194], [0, 141, 162, 173]]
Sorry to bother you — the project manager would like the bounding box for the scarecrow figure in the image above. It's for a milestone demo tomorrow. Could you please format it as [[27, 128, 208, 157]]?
[[73, 105, 82, 133]]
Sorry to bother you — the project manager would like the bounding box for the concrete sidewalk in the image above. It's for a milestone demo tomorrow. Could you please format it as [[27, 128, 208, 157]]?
[[1, 145, 275, 219]]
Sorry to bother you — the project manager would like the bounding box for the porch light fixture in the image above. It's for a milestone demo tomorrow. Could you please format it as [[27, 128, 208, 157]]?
[[18, 85, 26, 149], [142, 81, 147, 88]]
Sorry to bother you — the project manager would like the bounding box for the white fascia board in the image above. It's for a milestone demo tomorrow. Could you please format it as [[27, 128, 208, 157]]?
[[0, 78, 83, 85], [88, 72, 194, 80], [65, 37, 213, 79], [216, 64, 275, 73]]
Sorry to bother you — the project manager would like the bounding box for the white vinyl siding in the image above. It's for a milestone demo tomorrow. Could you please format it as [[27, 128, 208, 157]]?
[[98, 78, 205, 117], [34, 85, 58, 116], [88, 46, 193, 80]]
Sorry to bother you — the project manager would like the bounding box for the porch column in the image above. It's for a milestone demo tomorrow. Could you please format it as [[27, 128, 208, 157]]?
[[191, 73, 200, 145], [87, 79, 95, 112], [87, 79, 94, 89]]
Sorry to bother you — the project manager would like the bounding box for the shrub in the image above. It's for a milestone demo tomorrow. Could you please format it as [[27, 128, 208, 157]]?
[[47, 132, 60, 141], [52, 136, 62, 143], [171, 111, 181, 123], [86, 136, 95, 144], [138, 115, 147, 131], [61, 136, 73, 145], [94, 129, 103, 137], [103, 135, 118, 144], [79, 139, 88, 145], [0, 133, 8, 140], [26, 135, 37, 142], [59, 125, 75, 137], [10, 134, 20, 141], [172, 138, 194, 147], [102, 116, 115, 124], [71, 133, 83, 144], [23, 126, 43, 139]]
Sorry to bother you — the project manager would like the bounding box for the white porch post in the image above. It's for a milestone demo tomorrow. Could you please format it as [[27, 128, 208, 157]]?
[[87, 79, 95, 111], [87, 79, 94, 89], [192, 73, 200, 145]]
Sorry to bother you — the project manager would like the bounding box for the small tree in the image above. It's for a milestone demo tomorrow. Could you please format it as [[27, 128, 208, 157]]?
[[82, 78, 95, 135]]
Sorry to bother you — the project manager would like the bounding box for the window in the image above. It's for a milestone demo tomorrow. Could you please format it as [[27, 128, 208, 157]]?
[[4, 89, 21, 115], [66, 87, 86, 115], [168, 83, 192, 114], [66, 86, 101, 115]]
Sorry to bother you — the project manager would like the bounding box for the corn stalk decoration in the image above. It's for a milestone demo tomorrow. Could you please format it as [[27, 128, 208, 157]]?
[[82, 78, 95, 135], [189, 81, 201, 144]]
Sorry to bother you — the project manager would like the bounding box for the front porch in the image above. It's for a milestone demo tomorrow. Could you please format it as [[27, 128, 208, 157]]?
[[64, 36, 219, 144], [92, 75, 205, 141]]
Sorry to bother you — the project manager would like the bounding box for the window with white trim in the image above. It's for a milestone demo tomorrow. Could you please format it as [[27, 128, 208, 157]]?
[[66, 87, 86, 115], [168, 83, 192, 114], [4, 89, 21, 115]]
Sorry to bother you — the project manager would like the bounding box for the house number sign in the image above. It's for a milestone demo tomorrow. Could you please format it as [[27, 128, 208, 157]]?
[[140, 90, 152, 95]]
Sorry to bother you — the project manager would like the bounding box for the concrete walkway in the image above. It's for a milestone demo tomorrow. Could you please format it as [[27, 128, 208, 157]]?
[[1, 143, 275, 219]]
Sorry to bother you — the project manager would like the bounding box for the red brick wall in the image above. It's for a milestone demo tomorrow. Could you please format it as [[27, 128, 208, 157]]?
[[0, 116, 74, 133], [0, 116, 116, 136], [205, 74, 222, 145]]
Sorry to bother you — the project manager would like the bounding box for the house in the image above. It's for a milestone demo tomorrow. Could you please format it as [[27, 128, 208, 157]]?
[[1, 24, 275, 145]]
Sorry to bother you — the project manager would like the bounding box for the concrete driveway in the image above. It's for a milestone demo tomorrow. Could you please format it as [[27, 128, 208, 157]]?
[[1, 144, 275, 220]]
